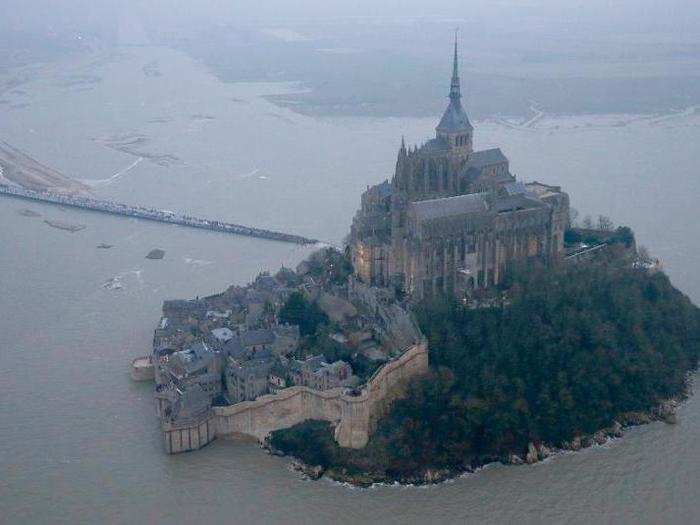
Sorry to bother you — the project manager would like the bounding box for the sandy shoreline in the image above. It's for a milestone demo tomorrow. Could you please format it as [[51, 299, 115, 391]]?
[[0, 140, 89, 194]]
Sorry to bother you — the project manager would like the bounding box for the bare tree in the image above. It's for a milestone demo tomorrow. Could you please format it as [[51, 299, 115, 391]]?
[[637, 245, 652, 264], [597, 215, 614, 231], [582, 215, 593, 229], [568, 207, 579, 228]]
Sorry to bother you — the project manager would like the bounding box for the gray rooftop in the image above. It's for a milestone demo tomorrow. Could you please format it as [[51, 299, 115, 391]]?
[[503, 181, 528, 196], [292, 354, 326, 372], [223, 337, 245, 359], [228, 358, 273, 379], [170, 342, 217, 375], [421, 137, 450, 153], [175, 384, 211, 421], [493, 193, 547, 213], [187, 341, 212, 360], [240, 329, 275, 347], [211, 327, 234, 342], [466, 148, 508, 169], [436, 99, 473, 134], [411, 192, 489, 221]]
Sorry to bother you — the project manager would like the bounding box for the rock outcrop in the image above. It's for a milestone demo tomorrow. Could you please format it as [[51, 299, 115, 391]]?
[[526, 442, 539, 464]]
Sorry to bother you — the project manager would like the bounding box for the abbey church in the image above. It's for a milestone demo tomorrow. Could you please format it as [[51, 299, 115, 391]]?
[[348, 37, 570, 299]]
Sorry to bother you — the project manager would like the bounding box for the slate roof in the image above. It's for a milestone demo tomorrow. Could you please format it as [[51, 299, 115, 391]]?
[[503, 181, 528, 196], [188, 341, 212, 360], [422, 137, 450, 153], [411, 193, 489, 221], [292, 354, 326, 372], [211, 327, 234, 342], [436, 99, 473, 133], [493, 194, 547, 213], [228, 358, 273, 379], [466, 148, 508, 169], [223, 337, 245, 359], [175, 384, 211, 421], [240, 329, 275, 347], [170, 342, 217, 375]]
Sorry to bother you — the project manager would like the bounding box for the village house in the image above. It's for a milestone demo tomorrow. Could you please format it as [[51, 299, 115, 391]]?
[[162, 341, 223, 398], [289, 355, 355, 391]]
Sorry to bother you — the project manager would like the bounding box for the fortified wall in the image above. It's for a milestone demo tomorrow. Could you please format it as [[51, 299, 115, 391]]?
[[162, 341, 429, 453]]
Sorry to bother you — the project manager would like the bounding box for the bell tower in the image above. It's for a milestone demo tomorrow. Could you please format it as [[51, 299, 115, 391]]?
[[435, 31, 473, 158]]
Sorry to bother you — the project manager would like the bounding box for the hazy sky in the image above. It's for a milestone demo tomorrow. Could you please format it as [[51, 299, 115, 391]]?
[[3, 0, 700, 38]]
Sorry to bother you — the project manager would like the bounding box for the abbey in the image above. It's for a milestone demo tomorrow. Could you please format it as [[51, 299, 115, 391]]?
[[349, 37, 569, 298]]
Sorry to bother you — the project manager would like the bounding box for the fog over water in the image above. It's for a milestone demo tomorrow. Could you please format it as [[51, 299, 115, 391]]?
[[1, 4, 700, 524]]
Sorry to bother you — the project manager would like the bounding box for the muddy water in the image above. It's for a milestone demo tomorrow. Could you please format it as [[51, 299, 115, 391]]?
[[1, 46, 699, 524]]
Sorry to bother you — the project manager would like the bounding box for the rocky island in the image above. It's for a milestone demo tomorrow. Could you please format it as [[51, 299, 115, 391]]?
[[270, 249, 698, 485], [132, 39, 700, 486]]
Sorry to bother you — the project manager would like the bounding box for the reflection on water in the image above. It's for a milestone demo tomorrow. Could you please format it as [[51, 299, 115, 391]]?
[[1, 46, 699, 524]]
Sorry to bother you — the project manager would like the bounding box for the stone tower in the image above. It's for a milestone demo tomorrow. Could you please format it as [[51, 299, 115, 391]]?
[[435, 31, 473, 159]]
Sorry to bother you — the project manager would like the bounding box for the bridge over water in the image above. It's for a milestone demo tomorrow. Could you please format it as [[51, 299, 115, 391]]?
[[0, 184, 319, 246]]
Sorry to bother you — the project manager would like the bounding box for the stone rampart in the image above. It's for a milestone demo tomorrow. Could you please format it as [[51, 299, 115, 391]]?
[[131, 356, 155, 381], [211, 340, 428, 449], [163, 412, 216, 454]]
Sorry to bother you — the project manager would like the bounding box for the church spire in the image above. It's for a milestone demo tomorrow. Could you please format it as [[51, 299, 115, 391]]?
[[436, 29, 473, 154], [397, 135, 407, 161], [449, 29, 461, 101]]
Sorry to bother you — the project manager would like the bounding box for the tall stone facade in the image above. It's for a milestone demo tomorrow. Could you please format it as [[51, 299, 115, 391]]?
[[349, 37, 569, 298]]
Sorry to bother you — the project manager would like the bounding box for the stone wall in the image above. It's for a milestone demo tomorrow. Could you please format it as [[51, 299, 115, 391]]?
[[211, 341, 428, 449], [163, 412, 216, 454], [130, 356, 155, 381]]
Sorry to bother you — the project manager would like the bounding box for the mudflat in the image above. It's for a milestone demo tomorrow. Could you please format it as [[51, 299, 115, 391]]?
[[0, 140, 88, 194]]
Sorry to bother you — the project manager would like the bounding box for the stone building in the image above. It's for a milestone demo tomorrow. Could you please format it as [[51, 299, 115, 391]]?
[[348, 36, 569, 298], [164, 341, 223, 398], [289, 355, 354, 391], [225, 354, 276, 403]]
